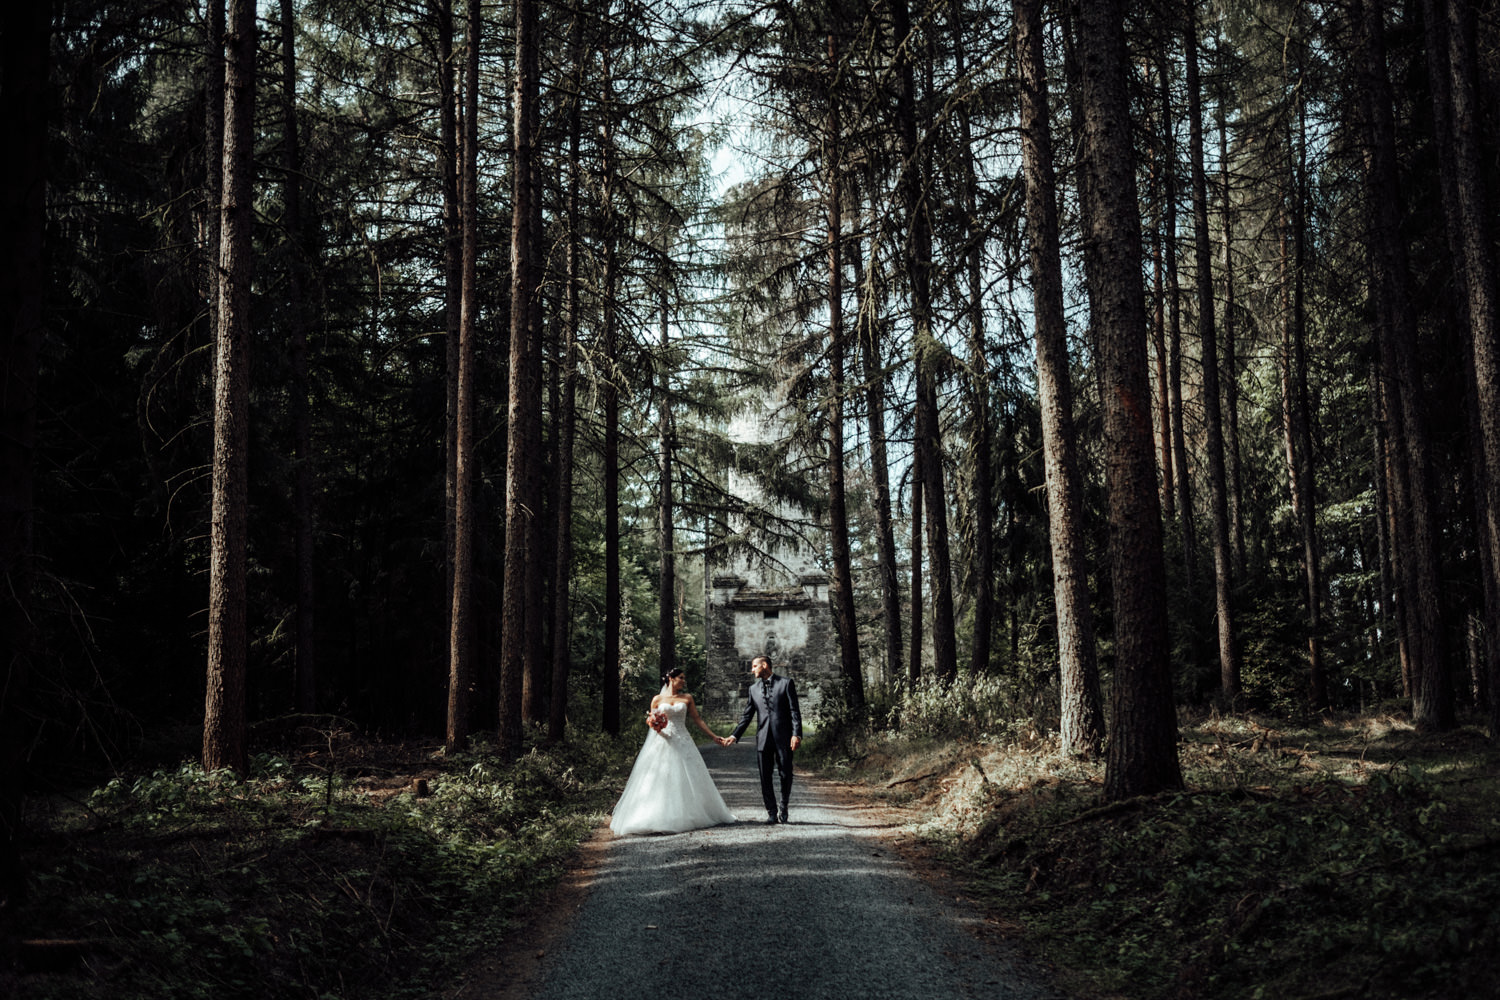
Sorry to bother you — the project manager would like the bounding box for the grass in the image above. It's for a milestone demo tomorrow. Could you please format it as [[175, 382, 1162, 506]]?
[[803, 707, 1500, 1000], [4, 721, 638, 1000]]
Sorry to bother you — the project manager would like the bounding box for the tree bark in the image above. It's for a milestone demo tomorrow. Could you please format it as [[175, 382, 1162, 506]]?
[[1280, 214, 1325, 710], [825, 27, 864, 711], [1281, 75, 1327, 711], [1150, 141, 1173, 522], [203, 0, 256, 775], [1369, 362, 1399, 677], [1372, 365, 1414, 693], [549, 2, 586, 744], [204, 0, 224, 339], [601, 49, 621, 737], [501, 0, 544, 760], [1075, 0, 1183, 800], [658, 273, 677, 686], [909, 476, 923, 685], [1185, 4, 1240, 702], [953, 0, 994, 677], [891, 0, 957, 683], [438, 0, 463, 729], [1158, 56, 1197, 593], [1356, 0, 1454, 730], [0, 0, 50, 909], [1016, 0, 1104, 757], [445, 0, 481, 751], [1439, 0, 1500, 739], [279, 0, 316, 715], [1217, 80, 1246, 576], [854, 239, 902, 684]]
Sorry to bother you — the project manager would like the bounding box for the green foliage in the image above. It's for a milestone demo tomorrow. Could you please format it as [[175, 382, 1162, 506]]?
[[13, 732, 634, 1000], [818, 714, 1500, 1000], [814, 671, 1037, 748], [986, 770, 1500, 999]]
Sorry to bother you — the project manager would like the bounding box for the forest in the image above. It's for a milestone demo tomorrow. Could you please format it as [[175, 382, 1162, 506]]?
[[2, 0, 1500, 989]]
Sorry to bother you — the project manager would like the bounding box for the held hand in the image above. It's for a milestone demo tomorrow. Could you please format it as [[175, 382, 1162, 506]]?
[[724, 736, 736, 746]]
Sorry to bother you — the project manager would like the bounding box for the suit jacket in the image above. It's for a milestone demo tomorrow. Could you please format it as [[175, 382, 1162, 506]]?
[[730, 672, 802, 750]]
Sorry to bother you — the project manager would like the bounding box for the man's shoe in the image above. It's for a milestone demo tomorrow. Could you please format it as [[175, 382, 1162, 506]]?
[[766, 814, 779, 824], [778, 810, 789, 824]]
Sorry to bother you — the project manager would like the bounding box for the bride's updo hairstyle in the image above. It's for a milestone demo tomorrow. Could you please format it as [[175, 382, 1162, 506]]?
[[659, 667, 686, 698]]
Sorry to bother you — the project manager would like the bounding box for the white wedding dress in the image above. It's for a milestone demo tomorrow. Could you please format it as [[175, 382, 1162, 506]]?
[[610, 700, 737, 835]]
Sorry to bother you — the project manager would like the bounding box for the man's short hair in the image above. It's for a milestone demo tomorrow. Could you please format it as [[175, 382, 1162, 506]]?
[[751, 655, 770, 669]]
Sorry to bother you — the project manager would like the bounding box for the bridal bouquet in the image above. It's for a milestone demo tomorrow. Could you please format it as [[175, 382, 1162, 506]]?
[[646, 708, 668, 733]]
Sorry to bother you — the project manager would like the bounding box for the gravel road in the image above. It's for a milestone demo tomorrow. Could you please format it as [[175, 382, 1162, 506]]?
[[520, 738, 1063, 1000]]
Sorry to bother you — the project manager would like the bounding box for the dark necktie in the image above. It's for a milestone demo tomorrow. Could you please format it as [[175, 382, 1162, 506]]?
[[761, 678, 772, 707]]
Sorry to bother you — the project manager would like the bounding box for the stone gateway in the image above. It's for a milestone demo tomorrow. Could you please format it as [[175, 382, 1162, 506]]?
[[705, 571, 838, 718]]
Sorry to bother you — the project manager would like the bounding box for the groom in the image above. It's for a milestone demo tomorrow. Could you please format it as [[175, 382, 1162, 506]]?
[[726, 654, 802, 824]]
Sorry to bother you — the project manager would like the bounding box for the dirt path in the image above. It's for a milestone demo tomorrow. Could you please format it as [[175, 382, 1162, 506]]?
[[449, 740, 1065, 1000]]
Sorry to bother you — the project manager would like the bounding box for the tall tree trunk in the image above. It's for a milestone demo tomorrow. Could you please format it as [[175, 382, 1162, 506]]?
[[1150, 136, 1174, 522], [0, 0, 50, 910], [204, 0, 256, 775], [541, 279, 558, 696], [1439, 0, 1500, 739], [1217, 82, 1246, 576], [446, 0, 481, 751], [501, 0, 544, 759], [1372, 365, 1414, 692], [601, 50, 621, 737], [1159, 57, 1197, 593], [439, 0, 463, 726], [279, 0, 316, 714], [953, 0, 993, 677], [1281, 76, 1327, 711], [1186, 4, 1240, 702], [1076, 0, 1183, 800], [1370, 361, 1399, 675], [854, 240, 902, 683], [825, 27, 863, 711], [204, 0, 224, 340], [1357, 0, 1454, 730], [1281, 214, 1325, 710], [1016, 0, 1104, 756], [526, 9, 548, 719], [657, 275, 677, 685], [549, 2, 585, 743], [909, 476, 923, 684], [1414, 0, 1485, 719], [891, 0, 957, 683]]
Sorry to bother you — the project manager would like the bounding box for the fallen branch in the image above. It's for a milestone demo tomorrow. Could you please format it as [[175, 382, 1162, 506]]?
[[1055, 794, 1160, 827], [1052, 788, 1270, 828]]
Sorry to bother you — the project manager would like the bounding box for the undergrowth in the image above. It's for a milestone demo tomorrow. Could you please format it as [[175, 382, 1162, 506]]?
[[14, 699, 1500, 1000], [806, 705, 1500, 1000], [6, 726, 635, 1000]]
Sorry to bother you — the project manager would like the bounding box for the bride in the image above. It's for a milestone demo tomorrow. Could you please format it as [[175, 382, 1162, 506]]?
[[610, 668, 737, 835]]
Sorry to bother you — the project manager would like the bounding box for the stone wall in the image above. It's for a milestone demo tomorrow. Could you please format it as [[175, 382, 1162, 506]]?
[[704, 573, 840, 720]]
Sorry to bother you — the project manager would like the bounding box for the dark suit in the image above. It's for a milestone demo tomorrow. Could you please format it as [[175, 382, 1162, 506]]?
[[729, 672, 802, 821]]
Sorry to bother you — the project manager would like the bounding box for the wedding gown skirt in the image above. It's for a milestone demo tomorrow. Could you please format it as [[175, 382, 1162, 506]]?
[[610, 701, 737, 835]]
